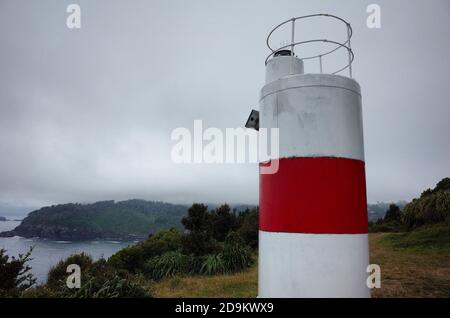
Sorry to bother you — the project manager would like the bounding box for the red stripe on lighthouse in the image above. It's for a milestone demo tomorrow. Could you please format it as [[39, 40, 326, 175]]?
[[259, 157, 368, 234]]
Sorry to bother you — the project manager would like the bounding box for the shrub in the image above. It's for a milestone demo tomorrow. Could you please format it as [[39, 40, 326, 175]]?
[[47, 255, 152, 298], [141, 228, 183, 260], [143, 251, 195, 280], [47, 252, 93, 288], [59, 272, 151, 298], [221, 232, 253, 272], [210, 204, 239, 241], [403, 189, 450, 229], [383, 204, 402, 223], [182, 203, 210, 233], [237, 208, 258, 249], [181, 204, 219, 256], [107, 245, 144, 273], [108, 228, 183, 273], [181, 232, 219, 256]]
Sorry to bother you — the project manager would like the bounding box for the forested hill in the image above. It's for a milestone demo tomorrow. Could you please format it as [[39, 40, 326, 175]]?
[[0, 200, 188, 240], [370, 177, 450, 232]]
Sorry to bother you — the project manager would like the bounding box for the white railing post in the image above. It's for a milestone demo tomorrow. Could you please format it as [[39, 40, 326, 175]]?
[[347, 24, 353, 78], [319, 55, 323, 73], [291, 18, 295, 55]]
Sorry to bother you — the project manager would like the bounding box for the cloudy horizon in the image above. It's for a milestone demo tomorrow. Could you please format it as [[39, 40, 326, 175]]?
[[0, 0, 449, 209]]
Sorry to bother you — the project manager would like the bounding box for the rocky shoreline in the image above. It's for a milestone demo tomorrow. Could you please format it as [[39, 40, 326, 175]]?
[[0, 224, 147, 241]]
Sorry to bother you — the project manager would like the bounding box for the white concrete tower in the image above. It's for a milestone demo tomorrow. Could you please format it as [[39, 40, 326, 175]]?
[[257, 14, 370, 298]]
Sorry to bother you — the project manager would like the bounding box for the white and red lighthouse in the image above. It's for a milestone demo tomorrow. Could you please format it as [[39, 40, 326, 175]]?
[[256, 15, 370, 298]]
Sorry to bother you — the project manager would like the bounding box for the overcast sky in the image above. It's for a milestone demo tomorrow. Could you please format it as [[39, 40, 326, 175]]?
[[0, 0, 449, 208]]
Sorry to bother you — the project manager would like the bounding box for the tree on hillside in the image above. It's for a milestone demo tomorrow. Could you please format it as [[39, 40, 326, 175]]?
[[237, 208, 259, 249], [402, 177, 450, 229], [210, 204, 238, 241], [371, 204, 405, 232], [421, 177, 450, 198], [383, 204, 402, 223], [434, 177, 450, 192], [181, 204, 217, 255], [0, 247, 36, 297], [182, 203, 210, 233], [403, 188, 450, 228]]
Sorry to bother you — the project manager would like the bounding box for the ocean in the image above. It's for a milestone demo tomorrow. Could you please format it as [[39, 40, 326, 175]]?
[[0, 218, 136, 284]]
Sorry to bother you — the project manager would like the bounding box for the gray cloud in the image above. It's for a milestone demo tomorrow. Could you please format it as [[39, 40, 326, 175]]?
[[0, 0, 449, 207]]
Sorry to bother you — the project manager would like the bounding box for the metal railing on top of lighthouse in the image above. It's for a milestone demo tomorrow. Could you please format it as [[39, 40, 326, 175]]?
[[265, 14, 354, 78]]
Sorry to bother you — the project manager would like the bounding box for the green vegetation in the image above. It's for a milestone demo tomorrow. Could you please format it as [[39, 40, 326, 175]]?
[[199, 254, 226, 276], [0, 200, 188, 240], [152, 261, 258, 298], [61, 273, 150, 298], [108, 228, 184, 273], [0, 247, 36, 297], [369, 204, 407, 232], [367, 201, 407, 221], [369, 177, 450, 233], [1, 178, 448, 298], [220, 232, 253, 273], [47, 253, 94, 288], [3, 203, 258, 298], [151, 230, 450, 298], [403, 178, 450, 228], [109, 204, 257, 279], [381, 224, 450, 252], [21, 255, 152, 298], [54, 259, 151, 298], [144, 251, 196, 280], [370, 232, 450, 298], [365, 177, 450, 297]]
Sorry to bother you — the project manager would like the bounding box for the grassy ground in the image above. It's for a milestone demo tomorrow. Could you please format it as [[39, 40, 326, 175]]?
[[370, 225, 450, 297], [152, 261, 258, 298], [152, 228, 450, 298]]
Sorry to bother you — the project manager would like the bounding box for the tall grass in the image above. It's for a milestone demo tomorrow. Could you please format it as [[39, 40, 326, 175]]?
[[144, 251, 194, 280], [199, 254, 226, 275], [199, 234, 254, 275]]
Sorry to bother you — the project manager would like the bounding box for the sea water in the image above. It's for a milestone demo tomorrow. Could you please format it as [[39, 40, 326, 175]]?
[[0, 219, 135, 284]]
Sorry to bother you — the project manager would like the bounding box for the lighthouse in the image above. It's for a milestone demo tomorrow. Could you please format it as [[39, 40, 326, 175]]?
[[253, 14, 370, 298]]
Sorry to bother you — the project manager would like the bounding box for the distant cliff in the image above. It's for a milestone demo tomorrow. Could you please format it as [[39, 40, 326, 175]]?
[[0, 200, 188, 240]]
